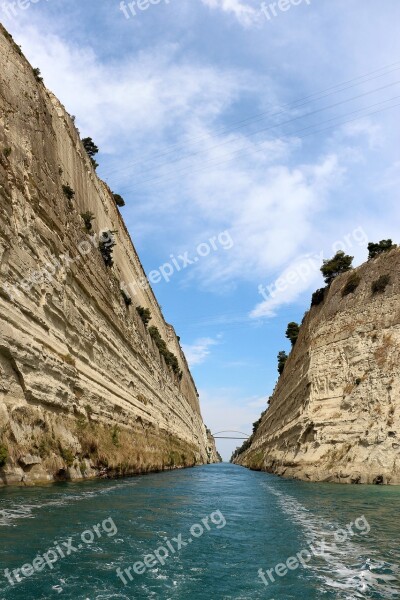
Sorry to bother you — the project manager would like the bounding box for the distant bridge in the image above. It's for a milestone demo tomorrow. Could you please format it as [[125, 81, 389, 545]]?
[[212, 430, 250, 440]]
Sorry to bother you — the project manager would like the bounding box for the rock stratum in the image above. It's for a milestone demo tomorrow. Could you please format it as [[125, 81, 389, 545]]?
[[235, 249, 400, 484], [0, 25, 219, 486]]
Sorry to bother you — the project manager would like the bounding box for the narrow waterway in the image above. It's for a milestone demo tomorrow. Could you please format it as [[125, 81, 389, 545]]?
[[0, 463, 399, 599]]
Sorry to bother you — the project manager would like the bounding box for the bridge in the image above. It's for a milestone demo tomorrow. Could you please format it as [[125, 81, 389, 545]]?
[[211, 430, 250, 440]]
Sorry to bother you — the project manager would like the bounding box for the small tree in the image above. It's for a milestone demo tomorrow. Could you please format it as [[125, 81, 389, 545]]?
[[113, 193, 125, 207], [82, 137, 99, 158], [99, 230, 116, 267], [137, 306, 151, 326], [311, 288, 326, 306], [321, 251, 353, 285], [33, 67, 43, 82], [121, 289, 132, 307], [62, 184, 75, 201], [82, 137, 99, 169], [80, 211, 95, 231], [277, 351, 288, 375], [286, 322, 300, 347], [368, 240, 397, 260]]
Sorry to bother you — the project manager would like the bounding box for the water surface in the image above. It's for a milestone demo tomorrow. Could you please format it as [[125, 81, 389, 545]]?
[[0, 463, 399, 599]]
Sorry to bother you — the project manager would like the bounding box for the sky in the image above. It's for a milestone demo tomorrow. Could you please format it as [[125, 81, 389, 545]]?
[[1, 0, 400, 460]]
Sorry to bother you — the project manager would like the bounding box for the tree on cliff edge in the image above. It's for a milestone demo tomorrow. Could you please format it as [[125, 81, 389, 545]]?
[[277, 351, 288, 375], [82, 137, 99, 169], [286, 322, 300, 347], [368, 239, 397, 260], [321, 251, 353, 285]]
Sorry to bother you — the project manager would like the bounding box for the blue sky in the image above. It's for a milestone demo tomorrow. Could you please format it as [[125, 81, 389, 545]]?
[[2, 0, 400, 460]]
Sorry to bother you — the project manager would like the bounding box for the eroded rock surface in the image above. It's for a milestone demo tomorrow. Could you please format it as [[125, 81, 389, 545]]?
[[235, 249, 400, 484], [0, 25, 218, 486]]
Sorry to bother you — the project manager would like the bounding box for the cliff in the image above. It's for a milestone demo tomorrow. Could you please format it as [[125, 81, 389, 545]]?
[[0, 25, 218, 486], [235, 248, 400, 484]]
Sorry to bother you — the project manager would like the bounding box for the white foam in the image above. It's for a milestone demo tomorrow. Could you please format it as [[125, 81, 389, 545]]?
[[261, 482, 400, 598], [0, 480, 139, 527]]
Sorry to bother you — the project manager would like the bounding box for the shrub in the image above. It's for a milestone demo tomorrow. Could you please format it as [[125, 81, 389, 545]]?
[[80, 211, 95, 231], [33, 67, 43, 82], [311, 287, 326, 306], [148, 325, 181, 376], [99, 230, 116, 267], [137, 306, 151, 326], [342, 273, 361, 297], [81, 137, 99, 158], [277, 350, 288, 375], [286, 322, 299, 347], [368, 240, 397, 260], [252, 409, 267, 434], [60, 446, 74, 468], [82, 137, 99, 169], [113, 193, 125, 207], [0, 444, 8, 467], [371, 274, 391, 294], [321, 251, 353, 285], [121, 288, 132, 307], [111, 426, 120, 447], [37, 437, 53, 459], [3, 147, 11, 158], [62, 184, 75, 201]]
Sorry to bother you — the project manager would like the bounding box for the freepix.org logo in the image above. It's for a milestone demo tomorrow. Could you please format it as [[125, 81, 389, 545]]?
[[261, 0, 312, 22], [119, 0, 171, 19]]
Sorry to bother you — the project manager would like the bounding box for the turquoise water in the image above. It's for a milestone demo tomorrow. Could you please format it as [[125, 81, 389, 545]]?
[[0, 463, 399, 599]]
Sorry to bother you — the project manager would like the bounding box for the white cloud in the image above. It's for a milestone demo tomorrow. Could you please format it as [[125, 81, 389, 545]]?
[[200, 0, 260, 27], [250, 251, 323, 318], [5, 18, 350, 300], [7, 23, 248, 156], [182, 336, 220, 366], [183, 153, 343, 289]]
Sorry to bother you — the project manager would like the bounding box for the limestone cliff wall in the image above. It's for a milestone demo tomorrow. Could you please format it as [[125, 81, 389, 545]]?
[[236, 248, 400, 484], [206, 430, 221, 464], [0, 25, 215, 486]]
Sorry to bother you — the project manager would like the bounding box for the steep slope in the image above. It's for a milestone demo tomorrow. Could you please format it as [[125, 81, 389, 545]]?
[[0, 25, 218, 486], [235, 248, 400, 484]]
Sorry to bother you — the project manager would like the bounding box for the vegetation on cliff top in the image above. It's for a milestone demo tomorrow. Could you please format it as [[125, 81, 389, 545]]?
[[285, 322, 300, 347], [235, 240, 398, 462], [82, 136, 99, 170], [277, 350, 288, 375], [368, 239, 397, 260], [321, 250, 354, 285]]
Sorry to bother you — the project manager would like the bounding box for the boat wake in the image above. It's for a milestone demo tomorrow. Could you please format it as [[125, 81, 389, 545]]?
[[261, 483, 400, 599]]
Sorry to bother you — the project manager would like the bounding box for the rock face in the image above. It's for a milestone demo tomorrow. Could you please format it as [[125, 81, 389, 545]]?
[[235, 249, 400, 484], [0, 25, 218, 486]]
